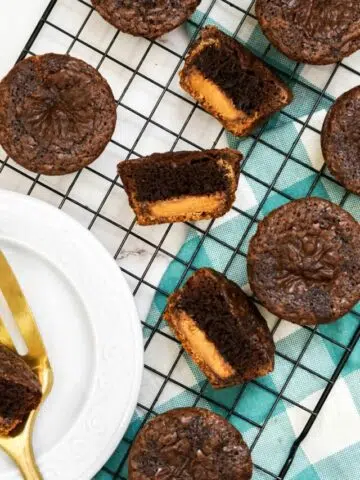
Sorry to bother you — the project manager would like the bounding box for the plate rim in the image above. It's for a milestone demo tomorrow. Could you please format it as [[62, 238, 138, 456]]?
[[0, 189, 144, 480]]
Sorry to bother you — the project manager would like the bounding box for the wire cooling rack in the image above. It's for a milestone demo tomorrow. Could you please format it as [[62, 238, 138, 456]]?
[[1, 0, 360, 478]]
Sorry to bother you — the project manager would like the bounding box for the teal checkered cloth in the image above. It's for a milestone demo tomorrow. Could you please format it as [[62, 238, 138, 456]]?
[[97, 5, 360, 480]]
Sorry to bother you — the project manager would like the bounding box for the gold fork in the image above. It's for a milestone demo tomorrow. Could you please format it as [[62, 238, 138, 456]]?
[[0, 251, 53, 479]]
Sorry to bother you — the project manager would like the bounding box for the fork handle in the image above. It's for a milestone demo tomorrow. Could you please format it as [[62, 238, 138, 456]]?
[[2, 433, 42, 480], [14, 441, 42, 480]]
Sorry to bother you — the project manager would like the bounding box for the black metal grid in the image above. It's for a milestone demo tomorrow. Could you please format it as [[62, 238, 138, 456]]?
[[1, 0, 360, 478]]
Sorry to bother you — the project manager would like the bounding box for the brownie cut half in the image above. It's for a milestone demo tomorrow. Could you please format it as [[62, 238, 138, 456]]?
[[128, 407, 253, 480], [248, 198, 360, 325], [163, 268, 275, 388], [118, 148, 242, 225], [180, 26, 293, 137], [0, 344, 42, 435]]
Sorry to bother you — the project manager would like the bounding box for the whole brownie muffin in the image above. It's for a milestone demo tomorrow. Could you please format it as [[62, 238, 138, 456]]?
[[322, 86, 360, 195], [248, 198, 360, 325], [91, 0, 200, 39], [256, 0, 360, 64], [0, 54, 116, 175], [128, 408, 253, 480]]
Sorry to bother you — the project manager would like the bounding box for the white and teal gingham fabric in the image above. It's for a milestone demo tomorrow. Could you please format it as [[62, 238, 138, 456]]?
[[96, 2, 360, 479]]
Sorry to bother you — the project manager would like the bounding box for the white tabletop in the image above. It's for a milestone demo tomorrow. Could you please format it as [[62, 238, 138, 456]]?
[[0, 0, 48, 78]]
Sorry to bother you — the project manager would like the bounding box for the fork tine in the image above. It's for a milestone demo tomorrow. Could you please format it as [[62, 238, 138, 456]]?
[[0, 251, 46, 358], [0, 314, 15, 351]]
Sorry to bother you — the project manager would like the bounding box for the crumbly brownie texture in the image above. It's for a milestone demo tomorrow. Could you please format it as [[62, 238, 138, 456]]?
[[248, 198, 360, 325], [180, 26, 292, 137], [0, 416, 22, 436], [164, 268, 275, 388], [118, 149, 242, 225], [321, 86, 360, 195], [0, 345, 42, 435], [91, 0, 200, 39], [256, 0, 360, 65], [0, 54, 116, 175], [128, 408, 253, 480]]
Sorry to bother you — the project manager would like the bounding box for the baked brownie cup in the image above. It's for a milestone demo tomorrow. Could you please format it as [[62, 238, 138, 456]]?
[[164, 268, 275, 388], [256, 0, 360, 65], [0, 344, 42, 435], [248, 198, 360, 325], [118, 148, 242, 225], [128, 408, 253, 480], [91, 0, 200, 39], [0, 54, 116, 175], [322, 86, 360, 195], [180, 26, 292, 137]]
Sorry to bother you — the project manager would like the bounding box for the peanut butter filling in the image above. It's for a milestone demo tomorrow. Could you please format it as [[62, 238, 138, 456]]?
[[177, 312, 235, 379], [186, 70, 241, 122], [149, 193, 225, 219]]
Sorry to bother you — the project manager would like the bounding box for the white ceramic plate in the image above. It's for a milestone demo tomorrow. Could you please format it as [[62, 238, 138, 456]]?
[[0, 190, 143, 480]]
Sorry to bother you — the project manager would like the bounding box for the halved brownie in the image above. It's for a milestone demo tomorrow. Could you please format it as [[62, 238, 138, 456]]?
[[118, 148, 242, 225], [0, 344, 42, 435], [164, 268, 275, 388], [180, 26, 293, 137]]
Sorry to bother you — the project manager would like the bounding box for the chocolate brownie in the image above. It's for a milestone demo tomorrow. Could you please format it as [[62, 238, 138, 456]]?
[[0, 54, 116, 175], [180, 26, 292, 137], [91, 0, 200, 39], [256, 0, 360, 65], [118, 149, 242, 225], [0, 344, 42, 435], [322, 86, 360, 195], [248, 198, 360, 325], [128, 408, 253, 480], [164, 268, 275, 388]]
